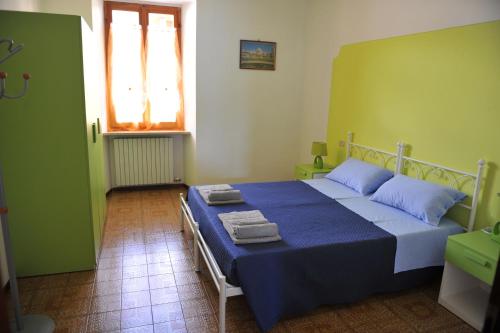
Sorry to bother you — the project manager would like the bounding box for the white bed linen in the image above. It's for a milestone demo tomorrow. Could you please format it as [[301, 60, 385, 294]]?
[[303, 180, 465, 273], [302, 178, 363, 199]]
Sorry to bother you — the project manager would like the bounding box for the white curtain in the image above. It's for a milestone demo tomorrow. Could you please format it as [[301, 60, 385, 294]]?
[[109, 23, 146, 123]]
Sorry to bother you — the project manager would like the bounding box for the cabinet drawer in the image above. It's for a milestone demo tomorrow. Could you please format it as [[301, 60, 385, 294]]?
[[445, 239, 497, 285], [295, 166, 312, 180], [312, 172, 328, 179]]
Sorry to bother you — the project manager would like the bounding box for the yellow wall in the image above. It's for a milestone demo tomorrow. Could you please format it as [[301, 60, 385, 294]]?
[[327, 20, 500, 230]]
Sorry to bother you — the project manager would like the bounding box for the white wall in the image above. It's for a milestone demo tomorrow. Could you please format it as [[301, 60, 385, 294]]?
[[0, 0, 40, 11], [182, 1, 197, 184], [40, 0, 93, 27], [193, 0, 306, 185], [299, 0, 500, 163]]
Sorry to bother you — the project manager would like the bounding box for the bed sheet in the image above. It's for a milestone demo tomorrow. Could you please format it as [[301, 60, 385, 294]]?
[[303, 180, 464, 273]]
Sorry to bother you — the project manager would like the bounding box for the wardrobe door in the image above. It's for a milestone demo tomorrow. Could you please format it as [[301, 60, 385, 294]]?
[[0, 11, 96, 275]]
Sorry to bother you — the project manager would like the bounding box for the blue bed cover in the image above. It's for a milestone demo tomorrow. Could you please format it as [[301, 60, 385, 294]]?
[[187, 181, 396, 332]]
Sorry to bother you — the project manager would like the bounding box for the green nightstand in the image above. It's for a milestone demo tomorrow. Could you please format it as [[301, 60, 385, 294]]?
[[438, 231, 500, 330], [295, 164, 333, 180]]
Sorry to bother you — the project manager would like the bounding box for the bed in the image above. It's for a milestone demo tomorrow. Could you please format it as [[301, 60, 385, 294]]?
[[179, 133, 485, 332]]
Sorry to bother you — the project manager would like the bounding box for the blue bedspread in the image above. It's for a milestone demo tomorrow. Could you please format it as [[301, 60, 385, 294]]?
[[187, 181, 396, 332]]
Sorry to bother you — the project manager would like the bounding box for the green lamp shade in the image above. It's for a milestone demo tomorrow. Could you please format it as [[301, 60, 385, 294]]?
[[311, 142, 327, 156]]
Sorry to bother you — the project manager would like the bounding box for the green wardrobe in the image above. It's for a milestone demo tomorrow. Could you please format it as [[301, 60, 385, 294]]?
[[0, 11, 106, 276]]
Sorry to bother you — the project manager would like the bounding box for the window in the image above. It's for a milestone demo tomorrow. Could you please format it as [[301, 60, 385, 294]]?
[[104, 2, 183, 131]]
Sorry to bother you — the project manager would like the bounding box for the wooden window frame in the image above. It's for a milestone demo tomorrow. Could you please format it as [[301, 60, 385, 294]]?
[[104, 1, 183, 131]]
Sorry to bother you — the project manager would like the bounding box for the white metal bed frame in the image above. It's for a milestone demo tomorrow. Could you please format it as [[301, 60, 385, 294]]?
[[179, 131, 485, 332]]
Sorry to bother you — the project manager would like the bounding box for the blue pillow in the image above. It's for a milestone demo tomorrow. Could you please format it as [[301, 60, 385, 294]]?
[[325, 158, 394, 195], [369, 174, 467, 226]]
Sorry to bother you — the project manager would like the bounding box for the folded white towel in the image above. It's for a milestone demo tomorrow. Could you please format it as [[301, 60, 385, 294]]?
[[197, 184, 233, 191], [232, 223, 279, 239], [218, 210, 268, 225], [207, 190, 242, 202], [197, 184, 244, 206], [223, 222, 282, 245]]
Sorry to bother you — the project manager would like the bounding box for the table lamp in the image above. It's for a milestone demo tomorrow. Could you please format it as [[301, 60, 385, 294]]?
[[311, 142, 327, 169]]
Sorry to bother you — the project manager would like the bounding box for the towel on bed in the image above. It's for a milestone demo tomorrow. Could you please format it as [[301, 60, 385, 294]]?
[[222, 222, 282, 244], [197, 184, 233, 191], [232, 223, 279, 239], [219, 210, 281, 244], [218, 210, 268, 225], [197, 184, 245, 205], [208, 190, 242, 202]]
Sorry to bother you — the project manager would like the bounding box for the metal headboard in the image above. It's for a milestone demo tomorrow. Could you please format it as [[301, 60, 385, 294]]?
[[345, 131, 485, 231], [399, 156, 485, 232], [346, 132, 405, 173]]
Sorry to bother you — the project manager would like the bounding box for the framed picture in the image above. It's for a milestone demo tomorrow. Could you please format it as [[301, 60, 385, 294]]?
[[239, 40, 277, 70]]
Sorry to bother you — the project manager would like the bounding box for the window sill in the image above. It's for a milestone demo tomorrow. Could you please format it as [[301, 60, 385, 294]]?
[[103, 130, 190, 137]]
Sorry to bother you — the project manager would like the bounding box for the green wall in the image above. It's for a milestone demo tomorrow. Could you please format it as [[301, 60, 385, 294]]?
[[0, 11, 97, 275], [327, 20, 500, 230]]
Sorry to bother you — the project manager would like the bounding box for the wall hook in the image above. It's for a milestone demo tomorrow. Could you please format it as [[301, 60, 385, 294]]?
[[0, 72, 30, 99], [0, 36, 30, 100]]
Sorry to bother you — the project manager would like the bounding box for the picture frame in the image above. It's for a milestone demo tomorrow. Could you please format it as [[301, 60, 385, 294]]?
[[239, 40, 277, 71]]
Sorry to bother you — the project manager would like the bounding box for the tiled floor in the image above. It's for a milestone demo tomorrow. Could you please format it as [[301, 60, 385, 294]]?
[[8, 187, 474, 332]]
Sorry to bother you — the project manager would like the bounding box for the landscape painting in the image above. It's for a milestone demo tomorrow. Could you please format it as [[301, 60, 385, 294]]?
[[239, 40, 276, 70]]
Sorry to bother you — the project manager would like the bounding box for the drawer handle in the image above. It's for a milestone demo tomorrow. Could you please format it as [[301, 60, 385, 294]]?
[[464, 250, 488, 267]]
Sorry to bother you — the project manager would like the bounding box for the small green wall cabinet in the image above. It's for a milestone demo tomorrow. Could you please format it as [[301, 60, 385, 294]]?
[[0, 11, 106, 276]]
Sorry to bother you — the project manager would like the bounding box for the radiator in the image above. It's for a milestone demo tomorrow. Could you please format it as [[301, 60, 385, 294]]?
[[111, 137, 174, 187]]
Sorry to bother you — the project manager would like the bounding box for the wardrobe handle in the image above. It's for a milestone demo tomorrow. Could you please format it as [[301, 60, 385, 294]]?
[[92, 123, 96, 143], [97, 118, 101, 134]]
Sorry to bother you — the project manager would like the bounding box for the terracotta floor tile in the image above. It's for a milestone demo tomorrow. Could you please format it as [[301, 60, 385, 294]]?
[[99, 256, 123, 268], [96, 267, 122, 282], [58, 296, 92, 318], [53, 315, 88, 333], [184, 314, 218, 333], [124, 245, 147, 255], [87, 310, 121, 332], [148, 262, 173, 276], [94, 280, 121, 296], [63, 284, 94, 300], [31, 288, 65, 305], [382, 292, 462, 332], [123, 264, 149, 279], [174, 271, 203, 286], [170, 257, 194, 270], [146, 243, 169, 254], [100, 246, 124, 258], [123, 254, 148, 267], [146, 252, 171, 264], [149, 274, 176, 290], [154, 319, 187, 333], [122, 277, 150, 293], [67, 271, 96, 286], [181, 298, 213, 319], [121, 306, 153, 329], [150, 287, 180, 305], [152, 302, 183, 323], [122, 290, 151, 309], [177, 283, 205, 301], [9, 188, 473, 333], [90, 294, 122, 313], [39, 274, 70, 289], [122, 325, 155, 333]]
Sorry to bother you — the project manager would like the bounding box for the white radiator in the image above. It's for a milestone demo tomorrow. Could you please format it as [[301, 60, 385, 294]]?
[[111, 137, 174, 187]]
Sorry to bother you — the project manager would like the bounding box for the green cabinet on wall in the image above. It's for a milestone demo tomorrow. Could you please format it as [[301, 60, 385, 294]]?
[[0, 11, 106, 276]]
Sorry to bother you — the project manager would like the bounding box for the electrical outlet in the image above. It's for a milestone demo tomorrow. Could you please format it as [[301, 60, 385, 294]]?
[[339, 140, 345, 147], [174, 178, 182, 183]]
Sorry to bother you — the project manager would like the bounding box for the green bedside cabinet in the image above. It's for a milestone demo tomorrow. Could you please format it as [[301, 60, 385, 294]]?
[[438, 231, 500, 330], [295, 164, 333, 180]]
